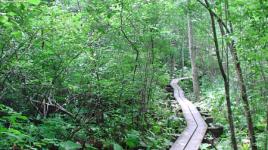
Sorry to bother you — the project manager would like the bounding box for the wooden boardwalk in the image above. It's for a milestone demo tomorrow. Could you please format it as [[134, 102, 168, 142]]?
[[170, 79, 207, 150]]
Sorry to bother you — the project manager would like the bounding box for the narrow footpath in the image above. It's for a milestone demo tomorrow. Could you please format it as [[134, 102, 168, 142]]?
[[170, 79, 207, 150]]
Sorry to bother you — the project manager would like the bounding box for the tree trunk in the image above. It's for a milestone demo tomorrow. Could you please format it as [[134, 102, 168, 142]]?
[[207, 4, 238, 150], [181, 40, 185, 78], [197, 0, 258, 149], [258, 61, 268, 150], [187, 0, 200, 101], [170, 54, 175, 78], [225, 0, 257, 148], [228, 42, 257, 150]]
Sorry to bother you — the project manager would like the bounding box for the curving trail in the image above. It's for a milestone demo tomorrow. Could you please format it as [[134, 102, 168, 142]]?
[[170, 79, 207, 150]]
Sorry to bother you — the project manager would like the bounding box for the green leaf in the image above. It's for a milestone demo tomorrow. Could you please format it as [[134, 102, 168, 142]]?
[[7, 12, 17, 16], [125, 130, 140, 148], [0, 16, 9, 24], [113, 143, 124, 150], [59, 141, 82, 150], [11, 31, 23, 39], [85, 144, 98, 150], [27, 0, 41, 5], [152, 125, 161, 133], [0, 15, 12, 27]]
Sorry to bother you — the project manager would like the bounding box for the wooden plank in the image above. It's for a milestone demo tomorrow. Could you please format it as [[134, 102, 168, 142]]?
[[183, 99, 207, 150], [170, 79, 207, 150]]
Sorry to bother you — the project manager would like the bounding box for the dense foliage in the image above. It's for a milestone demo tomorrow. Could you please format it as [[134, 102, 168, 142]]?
[[0, 0, 267, 149]]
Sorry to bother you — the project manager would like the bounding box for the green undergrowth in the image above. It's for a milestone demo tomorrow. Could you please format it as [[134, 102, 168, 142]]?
[[0, 90, 185, 150], [198, 77, 267, 150]]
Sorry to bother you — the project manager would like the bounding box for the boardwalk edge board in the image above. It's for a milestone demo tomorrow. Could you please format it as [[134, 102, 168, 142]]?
[[170, 79, 208, 150]]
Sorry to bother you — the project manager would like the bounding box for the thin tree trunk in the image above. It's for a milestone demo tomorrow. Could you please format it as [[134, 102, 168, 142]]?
[[170, 54, 175, 78], [266, 105, 268, 150], [187, 0, 200, 101], [207, 4, 238, 150], [197, 0, 257, 149], [120, 1, 139, 81], [228, 41, 257, 150], [181, 40, 185, 78], [258, 0, 267, 148], [258, 61, 268, 150], [224, 0, 257, 148]]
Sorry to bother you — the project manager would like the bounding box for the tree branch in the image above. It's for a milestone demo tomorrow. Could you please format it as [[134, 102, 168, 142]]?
[[196, 0, 231, 34]]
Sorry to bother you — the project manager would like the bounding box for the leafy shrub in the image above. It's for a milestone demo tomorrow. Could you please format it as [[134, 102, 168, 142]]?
[[125, 130, 140, 148], [0, 104, 80, 149]]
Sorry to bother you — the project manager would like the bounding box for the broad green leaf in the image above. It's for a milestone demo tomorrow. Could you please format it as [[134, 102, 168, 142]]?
[[7, 12, 17, 16], [0, 16, 9, 24], [125, 130, 140, 148], [113, 143, 124, 150], [27, 0, 41, 5], [11, 31, 23, 39]]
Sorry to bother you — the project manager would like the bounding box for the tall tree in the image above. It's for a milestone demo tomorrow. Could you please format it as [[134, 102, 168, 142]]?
[[187, 0, 200, 101], [207, 3, 238, 149], [223, 1, 257, 149], [198, 0, 258, 149]]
